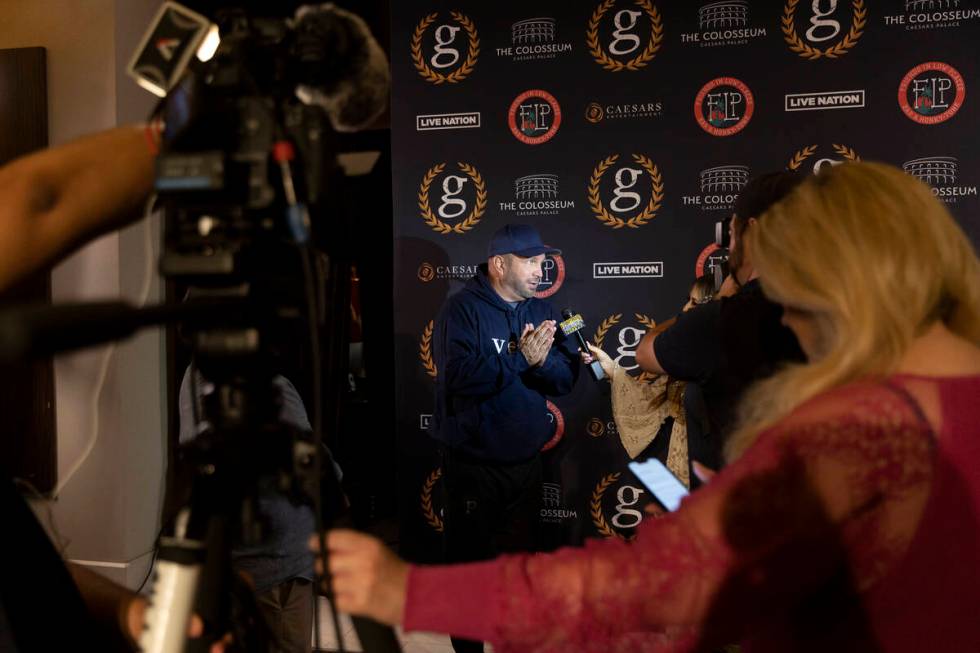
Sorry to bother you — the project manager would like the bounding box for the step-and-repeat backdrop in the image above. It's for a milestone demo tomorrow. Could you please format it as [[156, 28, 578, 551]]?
[[389, 0, 980, 560]]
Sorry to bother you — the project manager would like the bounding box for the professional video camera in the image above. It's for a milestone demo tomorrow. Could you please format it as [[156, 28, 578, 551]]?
[[133, 4, 396, 653]]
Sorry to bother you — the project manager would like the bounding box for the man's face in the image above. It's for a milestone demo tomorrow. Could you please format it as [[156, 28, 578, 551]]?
[[501, 253, 545, 299]]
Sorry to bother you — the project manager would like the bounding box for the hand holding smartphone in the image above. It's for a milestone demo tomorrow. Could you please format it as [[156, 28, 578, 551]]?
[[628, 458, 689, 512]]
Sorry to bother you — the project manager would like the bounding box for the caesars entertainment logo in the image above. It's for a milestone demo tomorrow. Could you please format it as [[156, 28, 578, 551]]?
[[885, 1, 980, 31], [584, 100, 664, 124], [411, 11, 479, 84], [417, 162, 487, 235], [497, 17, 574, 61], [694, 77, 754, 137], [586, 0, 664, 72], [680, 0, 768, 47], [540, 482, 577, 524], [417, 261, 479, 283], [419, 414, 432, 430], [499, 174, 576, 216], [591, 471, 654, 539], [787, 143, 860, 174], [509, 89, 562, 145], [586, 417, 619, 439], [782, 0, 866, 59], [898, 62, 966, 125], [903, 156, 978, 204], [534, 254, 566, 299], [696, 243, 729, 279], [588, 153, 664, 229], [592, 313, 658, 383], [785, 89, 865, 111], [683, 164, 749, 212]]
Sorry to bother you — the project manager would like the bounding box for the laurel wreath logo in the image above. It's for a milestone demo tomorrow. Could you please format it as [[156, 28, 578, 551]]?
[[411, 11, 480, 84], [419, 320, 438, 378], [591, 472, 634, 540], [787, 143, 861, 171], [420, 467, 444, 532], [588, 154, 664, 229], [418, 162, 487, 235], [587, 0, 663, 71], [592, 313, 657, 382], [782, 0, 866, 59]]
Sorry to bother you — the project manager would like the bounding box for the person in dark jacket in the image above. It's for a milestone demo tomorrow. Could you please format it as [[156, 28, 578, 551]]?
[[429, 223, 579, 653]]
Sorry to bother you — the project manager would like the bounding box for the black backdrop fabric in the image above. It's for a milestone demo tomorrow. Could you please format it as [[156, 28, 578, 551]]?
[[388, 0, 980, 560]]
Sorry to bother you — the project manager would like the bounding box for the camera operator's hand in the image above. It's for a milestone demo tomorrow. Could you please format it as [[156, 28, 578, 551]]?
[[311, 530, 409, 626], [520, 320, 556, 367]]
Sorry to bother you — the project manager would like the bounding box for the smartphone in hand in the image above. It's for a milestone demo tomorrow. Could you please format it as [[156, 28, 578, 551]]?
[[628, 458, 689, 512]]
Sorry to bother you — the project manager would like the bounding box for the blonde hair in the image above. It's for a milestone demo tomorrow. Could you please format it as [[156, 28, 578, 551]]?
[[726, 161, 980, 459]]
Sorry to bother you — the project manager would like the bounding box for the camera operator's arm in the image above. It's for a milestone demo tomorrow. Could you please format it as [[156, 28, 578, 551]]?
[[0, 126, 155, 291], [635, 317, 677, 375], [637, 303, 721, 382]]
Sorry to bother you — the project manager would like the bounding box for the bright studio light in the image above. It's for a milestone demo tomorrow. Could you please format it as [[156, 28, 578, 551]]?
[[196, 25, 220, 62]]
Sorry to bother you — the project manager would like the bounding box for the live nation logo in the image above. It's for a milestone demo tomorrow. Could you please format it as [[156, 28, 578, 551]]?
[[683, 165, 749, 212], [787, 143, 860, 174], [417, 261, 479, 283], [680, 0, 767, 47], [884, 1, 980, 31], [785, 89, 865, 111], [499, 174, 576, 216], [903, 156, 978, 204], [535, 254, 566, 299], [898, 62, 966, 125], [509, 90, 562, 145], [593, 262, 663, 279], [497, 17, 574, 61], [585, 99, 664, 123], [416, 112, 480, 131], [694, 77, 754, 137], [411, 11, 479, 84]]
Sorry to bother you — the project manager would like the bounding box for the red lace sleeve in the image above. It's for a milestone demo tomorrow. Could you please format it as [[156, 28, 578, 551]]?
[[405, 382, 935, 653]]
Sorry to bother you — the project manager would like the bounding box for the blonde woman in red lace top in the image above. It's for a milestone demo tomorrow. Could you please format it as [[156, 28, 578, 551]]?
[[318, 162, 980, 652]]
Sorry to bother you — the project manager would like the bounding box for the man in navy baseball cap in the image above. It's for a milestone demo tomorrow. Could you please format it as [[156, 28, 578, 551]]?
[[428, 223, 578, 653], [487, 223, 562, 258]]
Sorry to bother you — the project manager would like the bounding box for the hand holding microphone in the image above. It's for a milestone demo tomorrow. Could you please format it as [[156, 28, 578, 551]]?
[[560, 309, 605, 381]]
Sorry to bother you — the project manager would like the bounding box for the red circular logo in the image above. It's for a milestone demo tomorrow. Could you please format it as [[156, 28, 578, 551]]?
[[534, 253, 565, 298], [540, 401, 565, 451], [694, 77, 754, 137], [695, 243, 728, 279], [509, 90, 562, 145], [898, 62, 966, 125]]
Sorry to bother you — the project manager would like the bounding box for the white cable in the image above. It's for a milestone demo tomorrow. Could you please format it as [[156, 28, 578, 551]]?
[[52, 196, 158, 499]]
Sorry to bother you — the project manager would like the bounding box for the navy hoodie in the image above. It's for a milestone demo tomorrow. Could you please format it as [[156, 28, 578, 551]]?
[[430, 267, 580, 462]]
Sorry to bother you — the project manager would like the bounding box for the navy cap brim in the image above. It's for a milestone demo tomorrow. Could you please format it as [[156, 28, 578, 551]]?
[[511, 245, 562, 257]]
